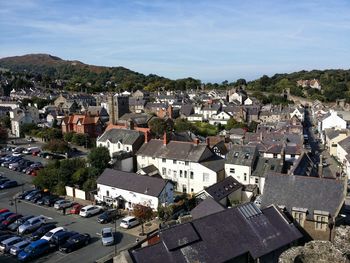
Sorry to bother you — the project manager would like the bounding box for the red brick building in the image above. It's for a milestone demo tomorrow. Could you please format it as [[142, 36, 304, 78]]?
[[61, 114, 104, 138]]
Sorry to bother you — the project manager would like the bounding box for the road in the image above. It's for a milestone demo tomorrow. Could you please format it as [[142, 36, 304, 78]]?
[[0, 166, 136, 263], [303, 107, 340, 178]]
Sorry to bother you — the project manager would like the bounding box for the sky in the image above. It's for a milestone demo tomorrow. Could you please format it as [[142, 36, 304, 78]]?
[[0, 0, 350, 82]]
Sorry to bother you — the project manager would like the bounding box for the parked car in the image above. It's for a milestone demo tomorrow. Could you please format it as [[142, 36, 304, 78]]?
[[41, 227, 66, 242], [26, 137, 35, 142], [79, 205, 103, 218], [59, 233, 90, 253], [98, 209, 120, 224], [17, 160, 34, 172], [0, 208, 10, 214], [0, 178, 10, 187], [2, 156, 22, 167], [69, 204, 83, 215], [30, 223, 56, 241], [30, 192, 48, 203], [38, 152, 51, 158], [50, 231, 78, 248], [9, 239, 30, 256], [54, 200, 74, 210], [9, 159, 26, 170], [0, 212, 15, 223], [0, 180, 18, 189], [18, 239, 51, 261], [0, 236, 22, 253], [101, 227, 114, 246], [0, 234, 15, 243], [0, 214, 23, 230], [18, 216, 46, 235], [12, 147, 25, 154], [18, 189, 36, 200], [24, 190, 41, 201], [22, 147, 40, 155], [30, 167, 43, 176], [12, 152, 23, 157], [43, 195, 61, 207], [120, 216, 139, 229], [8, 215, 34, 232]]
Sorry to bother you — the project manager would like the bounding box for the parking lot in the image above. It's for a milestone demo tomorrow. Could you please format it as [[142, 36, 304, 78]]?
[[0, 156, 137, 262]]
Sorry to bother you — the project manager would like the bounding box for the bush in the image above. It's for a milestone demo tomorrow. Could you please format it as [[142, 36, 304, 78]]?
[[43, 139, 70, 153], [63, 132, 75, 142]]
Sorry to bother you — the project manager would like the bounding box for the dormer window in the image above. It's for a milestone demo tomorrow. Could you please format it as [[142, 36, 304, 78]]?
[[244, 153, 250, 159], [234, 152, 239, 158], [292, 207, 308, 227]]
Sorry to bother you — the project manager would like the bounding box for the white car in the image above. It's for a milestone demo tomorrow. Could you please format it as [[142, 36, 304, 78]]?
[[54, 200, 74, 210], [120, 216, 139, 229], [79, 205, 103, 218], [41, 227, 66, 242], [101, 227, 114, 246]]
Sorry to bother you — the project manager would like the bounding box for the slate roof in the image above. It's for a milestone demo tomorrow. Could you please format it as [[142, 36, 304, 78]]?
[[204, 176, 242, 201], [137, 140, 213, 163], [251, 158, 283, 178], [180, 104, 194, 117], [190, 197, 225, 220], [131, 203, 302, 263], [261, 173, 345, 219], [97, 168, 168, 197], [325, 128, 347, 140], [226, 145, 258, 167], [119, 113, 153, 126], [338, 136, 350, 152], [97, 128, 144, 145], [289, 152, 318, 177]]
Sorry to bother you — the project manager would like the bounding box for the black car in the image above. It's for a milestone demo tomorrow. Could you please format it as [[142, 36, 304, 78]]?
[[7, 215, 34, 232], [43, 195, 61, 207], [50, 231, 78, 248], [18, 189, 36, 200], [30, 192, 47, 203], [97, 209, 120, 224], [30, 223, 56, 241], [59, 233, 90, 253]]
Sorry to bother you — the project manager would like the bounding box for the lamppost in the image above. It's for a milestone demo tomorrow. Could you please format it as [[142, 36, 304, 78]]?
[[9, 197, 20, 214]]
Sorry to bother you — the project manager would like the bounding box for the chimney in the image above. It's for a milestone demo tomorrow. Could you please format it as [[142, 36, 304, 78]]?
[[193, 138, 199, 145], [97, 110, 100, 116], [129, 120, 134, 130], [167, 106, 173, 119], [318, 155, 323, 178], [163, 132, 169, 145], [260, 132, 263, 142], [145, 131, 150, 143], [205, 137, 210, 146]]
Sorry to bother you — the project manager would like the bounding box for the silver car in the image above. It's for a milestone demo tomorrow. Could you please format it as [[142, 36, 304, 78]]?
[[0, 236, 22, 253], [54, 200, 73, 210], [9, 240, 30, 256], [101, 227, 114, 246], [18, 216, 46, 235]]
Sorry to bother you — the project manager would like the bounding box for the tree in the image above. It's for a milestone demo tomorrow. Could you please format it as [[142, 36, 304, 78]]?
[[63, 132, 75, 142], [133, 204, 153, 235], [0, 116, 11, 129], [43, 139, 70, 153], [226, 118, 247, 130], [87, 147, 110, 173], [148, 118, 166, 138], [174, 118, 196, 133], [236, 78, 247, 86]]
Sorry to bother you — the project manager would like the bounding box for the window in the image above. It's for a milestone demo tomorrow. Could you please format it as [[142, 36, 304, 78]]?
[[203, 173, 209, 182], [180, 170, 183, 177], [190, 171, 193, 179], [315, 215, 328, 231], [184, 172, 187, 178], [185, 161, 189, 166], [292, 210, 306, 227], [152, 157, 155, 160], [106, 190, 109, 197], [234, 152, 239, 158], [141, 156, 145, 159], [162, 158, 166, 163], [107, 142, 110, 147], [162, 168, 166, 176], [191, 188, 194, 193], [255, 178, 259, 184], [182, 185, 187, 193], [244, 153, 250, 159], [291, 154, 295, 158], [273, 153, 278, 158], [118, 143, 121, 149], [230, 168, 235, 174], [126, 146, 129, 151], [244, 175, 247, 181]]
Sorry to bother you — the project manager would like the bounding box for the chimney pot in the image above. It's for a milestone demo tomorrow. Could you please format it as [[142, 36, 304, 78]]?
[[205, 137, 210, 146], [163, 132, 168, 145], [194, 138, 199, 145]]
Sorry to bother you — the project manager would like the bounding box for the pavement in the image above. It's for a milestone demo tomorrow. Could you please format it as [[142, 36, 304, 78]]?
[[0, 166, 137, 263]]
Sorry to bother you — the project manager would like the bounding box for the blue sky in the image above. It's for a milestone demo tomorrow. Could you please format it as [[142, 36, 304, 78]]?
[[0, 0, 350, 82]]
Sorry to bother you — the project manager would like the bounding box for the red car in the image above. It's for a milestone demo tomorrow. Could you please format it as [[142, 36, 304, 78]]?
[[30, 167, 43, 176], [69, 204, 83, 214], [32, 150, 41, 156], [0, 209, 9, 214], [1, 213, 22, 228]]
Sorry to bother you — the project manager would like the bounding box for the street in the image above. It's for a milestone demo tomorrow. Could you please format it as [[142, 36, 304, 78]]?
[[0, 165, 136, 263]]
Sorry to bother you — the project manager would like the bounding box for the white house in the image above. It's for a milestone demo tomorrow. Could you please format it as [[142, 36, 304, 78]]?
[[187, 114, 204, 122], [290, 107, 305, 122], [336, 136, 350, 177], [136, 136, 225, 194], [244, 97, 253, 105], [209, 111, 232, 125], [225, 145, 258, 185], [10, 107, 40, 137], [95, 168, 174, 211], [97, 128, 145, 157], [318, 111, 347, 143]]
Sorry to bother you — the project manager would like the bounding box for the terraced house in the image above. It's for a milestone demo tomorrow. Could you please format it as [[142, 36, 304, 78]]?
[[136, 134, 225, 194]]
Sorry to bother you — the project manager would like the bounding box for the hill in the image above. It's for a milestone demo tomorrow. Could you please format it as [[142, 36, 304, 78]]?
[[0, 54, 200, 93]]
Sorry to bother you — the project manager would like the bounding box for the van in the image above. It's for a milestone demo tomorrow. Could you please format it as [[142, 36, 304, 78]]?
[[22, 147, 40, 155], [17, 239, 50, 261], [120, 216, 139, 229]]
